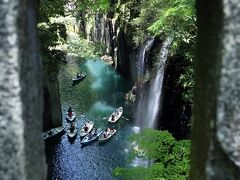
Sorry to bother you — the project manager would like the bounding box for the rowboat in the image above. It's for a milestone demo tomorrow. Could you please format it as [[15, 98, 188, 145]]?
[[72, 72, 86, 82], [98, 128, 116, 143], [81, 128, 103, 145], [66, 122, 78, 138], [108, 107, 123, 123], [42, 125, 65, 140], [66, 111, 76, 122], [80, 121, 94, 138]]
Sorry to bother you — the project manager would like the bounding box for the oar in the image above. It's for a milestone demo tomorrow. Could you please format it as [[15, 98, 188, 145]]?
[[102, 116, 108, 120], [120, 116, 130, 121]]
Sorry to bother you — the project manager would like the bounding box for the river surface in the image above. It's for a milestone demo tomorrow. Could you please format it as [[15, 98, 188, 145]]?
[[45, 58, 137, 180]]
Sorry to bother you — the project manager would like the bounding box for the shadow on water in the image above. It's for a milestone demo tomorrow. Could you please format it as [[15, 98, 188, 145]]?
[[46, 58, 136, 180]]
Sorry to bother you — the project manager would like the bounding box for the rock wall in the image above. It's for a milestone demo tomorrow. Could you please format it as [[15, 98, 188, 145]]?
[[0, 0, 46, 179], [42, 61, 62, 131], [190, 0, 240, 179], [159, 56, 191, 139], [80, 6, 132, 78]]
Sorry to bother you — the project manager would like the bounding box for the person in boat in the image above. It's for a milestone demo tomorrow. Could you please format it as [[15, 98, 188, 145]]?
[[84, 126, 88, 132], [110, 128, 114, 133], [84, 121, 90, 132], [68, 107, 73, 117], [111, 114, 115, 121], [70, 122, 75, 132], [103, 128, 110, 138], [76, 72, 81, 78], [107, 128, 111, 136]]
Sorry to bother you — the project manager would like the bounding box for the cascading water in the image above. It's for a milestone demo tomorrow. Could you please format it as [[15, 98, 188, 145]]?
[[135, 39, 155, 127], [132, 37, 172, 168], [136, 37, 173, 128], [137, 38, 155, 77]]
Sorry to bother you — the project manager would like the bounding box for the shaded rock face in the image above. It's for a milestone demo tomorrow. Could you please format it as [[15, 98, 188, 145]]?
[[80, 11, 132, 78], [115, 29, 131, 78], [0, 0, 46, 179], [42, 61, 62, 131], [191, 0, 240, 179], [158, 56, 191, 139]]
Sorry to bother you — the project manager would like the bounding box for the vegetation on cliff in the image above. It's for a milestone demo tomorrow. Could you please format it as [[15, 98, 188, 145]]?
[[38, 0, 67, 61], [129, 0, 196, 103], [113, 129, 190, 179]]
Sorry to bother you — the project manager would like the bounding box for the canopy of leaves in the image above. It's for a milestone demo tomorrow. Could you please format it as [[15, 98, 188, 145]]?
[[38, 0, 67, 61], [113, 129, 191, 180], [74, 0, 110, 14]]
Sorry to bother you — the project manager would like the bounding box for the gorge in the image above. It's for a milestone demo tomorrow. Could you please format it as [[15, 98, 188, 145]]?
[[2, 0, 240, 179]]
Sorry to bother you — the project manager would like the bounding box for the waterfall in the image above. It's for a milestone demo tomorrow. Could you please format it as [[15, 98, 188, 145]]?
[[136, 37, 173, 128], [135, 38, 154, 127], [137, 38, 155, 77]]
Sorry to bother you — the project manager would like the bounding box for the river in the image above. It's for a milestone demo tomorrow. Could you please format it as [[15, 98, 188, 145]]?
[[45, 57, 137, 180]]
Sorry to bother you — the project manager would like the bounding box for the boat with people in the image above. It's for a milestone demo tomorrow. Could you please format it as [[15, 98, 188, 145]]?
[[108, 107, 123, 123], [66, 107, 76, 122], [98, 128, 117, 143], [80, 121, 94, 138], [72, 72, 86, 83], [42, 125, 65, 140], [66, 122, 78, 138], [66, 112, 76, 122], [80, 128, 103, 145]]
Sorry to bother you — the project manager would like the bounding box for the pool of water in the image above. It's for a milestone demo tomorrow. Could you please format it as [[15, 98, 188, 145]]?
[[45, 58, 136, 180]]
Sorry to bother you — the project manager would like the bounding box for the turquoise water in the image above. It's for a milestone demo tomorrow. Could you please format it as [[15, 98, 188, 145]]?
[[46, 58, 135, 180]]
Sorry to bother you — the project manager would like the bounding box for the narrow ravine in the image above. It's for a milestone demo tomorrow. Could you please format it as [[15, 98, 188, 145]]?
[[45, 57, 136, 179]]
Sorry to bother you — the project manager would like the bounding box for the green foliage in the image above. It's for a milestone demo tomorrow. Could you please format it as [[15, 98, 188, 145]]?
[[38, 0, 67, 61], [179, 64, 194, 103], [74, 0, 110, 14], [113, 129, 191, 180], [65, 34, 101, 60], [130, 0, 196, 49], [148, 0, 196, 36]]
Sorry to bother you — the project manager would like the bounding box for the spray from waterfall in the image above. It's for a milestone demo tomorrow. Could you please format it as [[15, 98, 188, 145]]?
[[136, 37, 173, 128]]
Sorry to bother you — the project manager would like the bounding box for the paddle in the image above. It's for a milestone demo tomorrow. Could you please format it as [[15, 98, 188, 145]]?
[[120, 116, 130, 121]]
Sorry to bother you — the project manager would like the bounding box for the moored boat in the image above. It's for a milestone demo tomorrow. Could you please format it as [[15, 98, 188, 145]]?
[[108, 107, 123, 123], [42, 125, 65, 140], [72, 72, 86, 82], [81, 128, 103, 145], [98, 128, 116, 143], [66, 122, 78, 138], [80, 121, 94, 138]]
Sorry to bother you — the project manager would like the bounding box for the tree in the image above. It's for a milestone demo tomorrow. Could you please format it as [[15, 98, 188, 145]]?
[[114, 129, 191, 179]]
